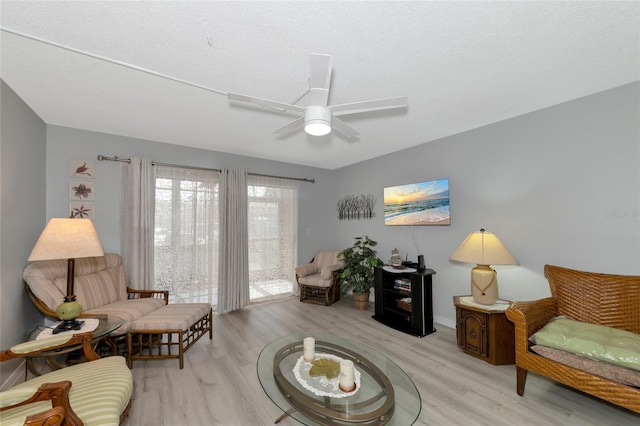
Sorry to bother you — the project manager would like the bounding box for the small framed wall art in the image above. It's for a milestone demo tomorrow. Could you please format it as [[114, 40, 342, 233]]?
[[70, 182, 94, 201], [70, 160, 94, 178], [70, 202, 94, 220]]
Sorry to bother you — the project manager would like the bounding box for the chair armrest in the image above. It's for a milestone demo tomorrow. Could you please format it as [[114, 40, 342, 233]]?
[[0, 381, 82, 426], [25, 406, 66, 426], [127, 288, 169, 305], [295, 263, 318, 278], [320, 263, 344, 280], [506, 297, 558, 353], [1, 332, 100, 362], [24, 283, 58, 321]]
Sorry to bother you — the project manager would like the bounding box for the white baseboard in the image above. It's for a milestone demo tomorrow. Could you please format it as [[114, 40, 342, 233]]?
[[435, 315, 455, 330], [0, 360, 27, 391]]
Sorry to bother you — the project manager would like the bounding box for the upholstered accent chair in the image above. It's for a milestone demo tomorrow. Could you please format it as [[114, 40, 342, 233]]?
[[506, 265, 640, 413], [0, 332, 133, 425], [295, 250, 344, 306]]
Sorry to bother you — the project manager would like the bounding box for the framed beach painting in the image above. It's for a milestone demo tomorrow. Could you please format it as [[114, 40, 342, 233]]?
[[383, 178, 450, 226]]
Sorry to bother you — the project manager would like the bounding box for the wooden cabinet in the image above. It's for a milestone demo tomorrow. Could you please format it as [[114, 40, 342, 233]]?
[[373, 266, 436, 337], [454, 296, 515, 365]]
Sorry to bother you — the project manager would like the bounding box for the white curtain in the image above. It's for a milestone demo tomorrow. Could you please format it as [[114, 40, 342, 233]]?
[[217, 169, 249, 313], [120, 157, 155, 290], [154, 166, 219, 304], [247, 175, 299, 300]]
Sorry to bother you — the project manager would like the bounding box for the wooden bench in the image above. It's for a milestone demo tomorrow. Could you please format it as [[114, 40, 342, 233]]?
[[127, 303, 212, 369]]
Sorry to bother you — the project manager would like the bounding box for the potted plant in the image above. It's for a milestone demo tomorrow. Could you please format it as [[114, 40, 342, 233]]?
[[338, 236, 381, 310]]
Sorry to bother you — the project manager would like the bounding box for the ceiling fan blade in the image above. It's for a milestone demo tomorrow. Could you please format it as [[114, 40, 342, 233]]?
[[309, 54, 332, 90], [274, 117, 305, 136], [330, 96, 408, 116], [332, 117, 360, 138], [308, 54, 332, 106], [227, 92, 306, 113]]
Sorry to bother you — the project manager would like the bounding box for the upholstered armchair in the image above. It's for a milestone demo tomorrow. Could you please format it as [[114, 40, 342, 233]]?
[[295, 250, 345, 306], [0, 331, 133, 425]]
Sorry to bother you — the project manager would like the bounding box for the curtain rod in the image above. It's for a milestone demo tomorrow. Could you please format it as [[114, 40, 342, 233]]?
[[97, 155, 315, 183]]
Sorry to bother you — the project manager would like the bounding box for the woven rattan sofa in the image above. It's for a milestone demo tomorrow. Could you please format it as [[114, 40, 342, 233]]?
[[505, 265, 640, 413]]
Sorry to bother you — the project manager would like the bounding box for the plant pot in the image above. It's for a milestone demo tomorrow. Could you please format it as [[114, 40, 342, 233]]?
[[353, 291, 370, 310]]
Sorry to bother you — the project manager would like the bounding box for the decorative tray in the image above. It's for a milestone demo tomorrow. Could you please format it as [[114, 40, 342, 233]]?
[[292, 353, 361, 398]]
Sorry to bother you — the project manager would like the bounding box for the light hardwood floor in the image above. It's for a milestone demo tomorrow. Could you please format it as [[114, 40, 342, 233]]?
[[123, 296, 640, 426]]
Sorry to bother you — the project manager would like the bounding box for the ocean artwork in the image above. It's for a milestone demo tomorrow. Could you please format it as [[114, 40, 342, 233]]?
[[384, 178, 450, 226]]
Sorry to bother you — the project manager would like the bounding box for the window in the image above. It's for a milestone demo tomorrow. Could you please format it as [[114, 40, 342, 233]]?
[[154, 166, 219, 304], [152, 167, 298, 306], [247, 175, 299, 302]]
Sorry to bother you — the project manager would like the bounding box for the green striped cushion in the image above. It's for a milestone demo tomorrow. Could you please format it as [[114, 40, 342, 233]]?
[[0, 356, 132, 426], [130, 303, 211, 331], [9, 335, 74, 354]]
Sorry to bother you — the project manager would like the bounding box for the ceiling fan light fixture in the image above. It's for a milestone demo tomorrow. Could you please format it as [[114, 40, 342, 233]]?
[[304, 106, 332, 136]]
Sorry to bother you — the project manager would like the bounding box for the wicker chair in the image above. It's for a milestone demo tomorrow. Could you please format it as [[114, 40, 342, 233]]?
[[295, 250, 344, 306], [505, 265, 640, 413]]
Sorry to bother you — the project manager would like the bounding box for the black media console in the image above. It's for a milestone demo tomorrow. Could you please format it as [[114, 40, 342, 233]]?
[[373, 266, 436, 337]]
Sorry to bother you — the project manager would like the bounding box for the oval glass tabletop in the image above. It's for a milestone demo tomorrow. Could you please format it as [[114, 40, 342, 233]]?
[[257, 333, 421, 425]]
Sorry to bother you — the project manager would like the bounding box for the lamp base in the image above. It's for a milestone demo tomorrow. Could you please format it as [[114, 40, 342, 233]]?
[[52, 319, 85, 334], [53, 299, 84, 334], [471, 265, 498, 305]]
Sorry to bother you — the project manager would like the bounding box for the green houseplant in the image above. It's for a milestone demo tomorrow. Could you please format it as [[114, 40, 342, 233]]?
[[338, 236, 381, 309]]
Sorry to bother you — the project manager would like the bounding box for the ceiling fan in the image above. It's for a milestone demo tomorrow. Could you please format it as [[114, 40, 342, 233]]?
[[227, 54, 408, 138]]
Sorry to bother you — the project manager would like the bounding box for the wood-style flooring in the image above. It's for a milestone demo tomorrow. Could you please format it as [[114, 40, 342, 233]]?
[[123, 296, 640, 426]]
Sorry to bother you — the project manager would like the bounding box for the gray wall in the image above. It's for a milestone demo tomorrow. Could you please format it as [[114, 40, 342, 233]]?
[[334, 82, 640, 328], [0, 81, 46, 382], [45, 126, 338, 263]]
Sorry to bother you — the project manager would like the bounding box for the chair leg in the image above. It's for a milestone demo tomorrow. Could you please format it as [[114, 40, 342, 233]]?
[[516, 366, 528, 396]]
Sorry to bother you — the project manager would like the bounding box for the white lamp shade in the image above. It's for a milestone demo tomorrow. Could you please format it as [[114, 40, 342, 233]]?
[[450, 229, 518, 266], [28, 218, 104, 261]]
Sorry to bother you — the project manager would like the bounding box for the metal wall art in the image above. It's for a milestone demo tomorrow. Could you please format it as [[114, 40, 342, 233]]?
[[337, 194, 377, 220]]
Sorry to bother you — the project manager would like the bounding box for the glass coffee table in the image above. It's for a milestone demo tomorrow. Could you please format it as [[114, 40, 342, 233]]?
[[257, 333, 421, 425]]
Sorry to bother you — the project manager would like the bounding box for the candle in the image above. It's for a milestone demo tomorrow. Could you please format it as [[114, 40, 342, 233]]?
[[303, 337, 315, 361], [339, 359, 356, 392]]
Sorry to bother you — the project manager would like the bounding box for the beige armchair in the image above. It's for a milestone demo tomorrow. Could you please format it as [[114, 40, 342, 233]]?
[[0, 332, 133, 425], [295, 250, 344, 306]]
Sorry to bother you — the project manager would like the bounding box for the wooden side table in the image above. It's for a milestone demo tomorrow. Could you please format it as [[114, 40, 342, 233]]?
[[453, 295, 515, 365]]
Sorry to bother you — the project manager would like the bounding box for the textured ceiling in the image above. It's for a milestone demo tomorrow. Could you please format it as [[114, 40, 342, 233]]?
[[1, 1, 638, 170]]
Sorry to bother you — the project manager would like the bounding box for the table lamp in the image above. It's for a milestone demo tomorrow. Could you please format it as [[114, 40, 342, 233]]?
[[449, 228, 518, 305], [28, 218, 104, 334]]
